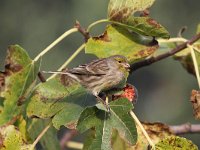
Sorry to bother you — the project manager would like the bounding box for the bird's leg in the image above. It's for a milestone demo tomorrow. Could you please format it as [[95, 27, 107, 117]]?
[[105, 96, 111, 113], [95, 94, 110, 113]]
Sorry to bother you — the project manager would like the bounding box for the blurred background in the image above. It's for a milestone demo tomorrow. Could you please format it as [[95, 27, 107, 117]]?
[[0, 0, 200, 148]]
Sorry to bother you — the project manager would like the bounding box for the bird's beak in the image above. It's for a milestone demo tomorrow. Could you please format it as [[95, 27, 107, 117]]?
[[123, 63, 130, 71]]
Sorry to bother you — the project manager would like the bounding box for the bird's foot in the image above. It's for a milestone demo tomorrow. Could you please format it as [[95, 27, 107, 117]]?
[[95, 95, 111, 113]]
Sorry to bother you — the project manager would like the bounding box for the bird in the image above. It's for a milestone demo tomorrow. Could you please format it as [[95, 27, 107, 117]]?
[[43, 55, 130, 111]]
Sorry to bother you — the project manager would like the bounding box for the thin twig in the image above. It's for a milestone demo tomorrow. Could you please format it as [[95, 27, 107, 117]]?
[[30, 123, 51, 150], [169, 123, 200, 135], [87, 19, 109, 32], [75, 21, 90, 42], [34, 28, 78, 61], [131, 33, 200, 72], [130, 111, 155, 150]]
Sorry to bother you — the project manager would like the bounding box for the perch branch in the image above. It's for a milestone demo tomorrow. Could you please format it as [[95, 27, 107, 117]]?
[[130, 33, 200, 72], [169, 123, 200, 135]]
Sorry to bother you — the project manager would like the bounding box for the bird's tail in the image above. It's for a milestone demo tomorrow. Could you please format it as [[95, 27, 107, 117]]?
[[42, 70, 80, 82], [42, 71, 69, 75]]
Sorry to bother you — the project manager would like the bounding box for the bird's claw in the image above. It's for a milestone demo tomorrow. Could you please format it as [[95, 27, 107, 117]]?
[[105, 103, 111, 113], [95, 95, 111, 114]]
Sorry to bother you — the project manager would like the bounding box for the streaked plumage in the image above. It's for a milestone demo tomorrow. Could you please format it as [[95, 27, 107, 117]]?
[[44, 55, 130, 101]]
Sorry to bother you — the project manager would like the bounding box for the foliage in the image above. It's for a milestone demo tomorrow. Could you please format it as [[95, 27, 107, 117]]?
[[0, 125, 32, 150], [155, 136, 198, 150], [77, 99, 137, 150], [0, 0, 199, 149]]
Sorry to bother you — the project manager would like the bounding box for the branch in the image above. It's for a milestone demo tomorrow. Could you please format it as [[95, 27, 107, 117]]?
[[74, 21, 90, 42], [130, 33, 200, 72], [169, 123, 200, 135]]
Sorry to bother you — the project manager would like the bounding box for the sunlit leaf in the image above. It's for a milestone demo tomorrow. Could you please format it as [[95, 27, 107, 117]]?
[[107, 0, 169, 39], [108, 0, 155, 21], [155, 136, 198, 150], [112, 17, 170, 39], [0, 45, 41, 125], [77, 99, 137, 150], [0, 125, 32, 150], [15, 115, 30, 141], [85, 25, 158, 64]]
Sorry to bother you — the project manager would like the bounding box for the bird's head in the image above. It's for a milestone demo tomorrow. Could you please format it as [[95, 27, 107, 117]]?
[[110, 55, 130, 71]]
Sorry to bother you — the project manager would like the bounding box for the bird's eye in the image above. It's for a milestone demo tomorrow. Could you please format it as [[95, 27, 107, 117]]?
[[118, 60, 122, 63]]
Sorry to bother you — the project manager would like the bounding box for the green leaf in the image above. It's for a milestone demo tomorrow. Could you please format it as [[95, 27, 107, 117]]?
[[174, 44, 200, 77], [107, 0, 169, 39], [0, 125, 32, 150], [111, 129, 128, 150], [0, 45, 41, 125], [112, 17, 170, 39], [77, 99, 137, 150], [173, 48, 194, 75], [14, 115, 30, 142], [27, 119, 60, 150], [108, 0, 155, 21], [155, 136, 198, 150], [82, 129, 96, 150], [173, 24, 200, 76], [27, 74, 96, 129], [85, 25, 158, 63]]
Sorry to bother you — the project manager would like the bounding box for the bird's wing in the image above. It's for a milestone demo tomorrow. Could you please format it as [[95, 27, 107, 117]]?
[[69, 58, 109, 75]]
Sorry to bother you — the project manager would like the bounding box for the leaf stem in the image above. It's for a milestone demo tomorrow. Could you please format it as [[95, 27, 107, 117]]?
[[130, 111, 155, 150], [30, 123, 51, 150], [158, 37, 187, 43], [131, 32, 200, 72], [47, 44, 85, 80], [87, 19, 109, 32], [188, 44, 200, 88], [34, 28, 78, 61], [169, 123, 200, 135], [66, 141, 83, 149]]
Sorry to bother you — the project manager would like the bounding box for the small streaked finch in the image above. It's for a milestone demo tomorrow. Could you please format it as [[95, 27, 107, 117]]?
[[44, 55, 130, 110]]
